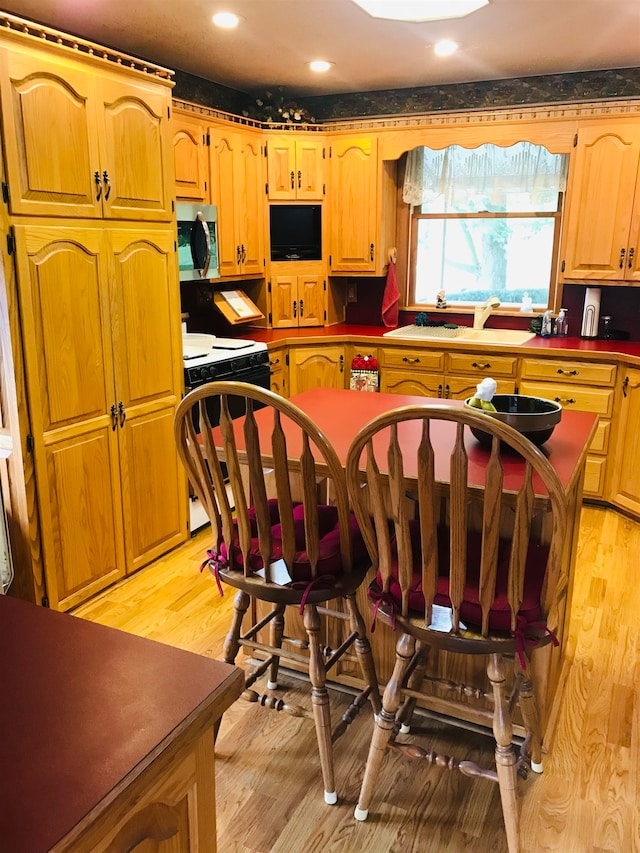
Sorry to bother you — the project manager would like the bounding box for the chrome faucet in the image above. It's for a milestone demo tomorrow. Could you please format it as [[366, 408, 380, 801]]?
[[473, 295, 501, 330]]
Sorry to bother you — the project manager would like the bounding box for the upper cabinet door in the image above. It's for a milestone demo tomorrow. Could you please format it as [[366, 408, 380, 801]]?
[[0, 46, 102, 218], [97, 74, 174, 221], [172, 113, 209, 202], [329, 136, 378, 273], [267, 135, 325, 200], [562, 123, 640, 281], [0, 45, 174, 221]]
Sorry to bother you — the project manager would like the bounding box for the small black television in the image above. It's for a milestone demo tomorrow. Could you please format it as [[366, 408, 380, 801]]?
[[269, 204, 322, 261]]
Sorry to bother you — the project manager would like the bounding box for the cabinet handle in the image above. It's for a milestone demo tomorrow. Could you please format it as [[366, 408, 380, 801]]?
[[471, 361, 491, 370], [623, 376, 629, 398], [437, 384, 443, 398], [553, 396, 576, 405], [339, 354, 344, 373], [619, 247, 626, 269], [102, 170, 111, 201], [118, 401, 126, 427], [297, 169, 302, 189], [402, 356, 421, 364], [269, 358, 280, 366], [241, 244, 246, 264], [299, 298, 304, 317], [629, 247, 635, 269], [290, 170, 295, 189], [444, 384, 450, 398], [556, 368, 578, 376], [110, 403, 118, 431], [293, 300, 297, 318], [94, 170, 102, 201], [236, 245, 241, 264], [370, 242, 375, 262]]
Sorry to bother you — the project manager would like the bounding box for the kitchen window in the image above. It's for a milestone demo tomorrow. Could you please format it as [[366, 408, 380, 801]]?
[[404, 142, 568, 310]]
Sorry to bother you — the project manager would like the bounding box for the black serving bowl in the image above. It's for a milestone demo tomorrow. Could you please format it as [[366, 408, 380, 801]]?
[[464, 394, 562, 447]]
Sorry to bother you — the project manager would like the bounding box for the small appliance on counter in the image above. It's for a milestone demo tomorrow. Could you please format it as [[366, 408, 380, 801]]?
[[580, 286, 601, 338]]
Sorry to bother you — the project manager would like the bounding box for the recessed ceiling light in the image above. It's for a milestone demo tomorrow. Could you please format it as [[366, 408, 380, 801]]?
[[212, 11, 240, 29], [309, 60, 334, 73], [434, 39, 458, 57], [350, 0, 488, 22]]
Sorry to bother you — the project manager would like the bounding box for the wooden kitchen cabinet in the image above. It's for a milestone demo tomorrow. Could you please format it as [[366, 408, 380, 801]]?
[[270, 263, 326, 328], [172, 111, 209, 202], [519, 356, 616, 498], [13, 223, 187, 610], [379, 347, 516, 399], [562, 121, 640, 282], [266, 134, 326, 200], [268, 346, 289, 397], [328, 135, 397, 274], [288, 345, 345, 394], [608, 367, 640, 515], [0, 41, 174, 222], [209, 125, 265, 277]]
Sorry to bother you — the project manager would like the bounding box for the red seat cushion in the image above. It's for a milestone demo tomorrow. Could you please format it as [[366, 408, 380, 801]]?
[[379, 521, 549, 631], [221, 499, 367, 581]]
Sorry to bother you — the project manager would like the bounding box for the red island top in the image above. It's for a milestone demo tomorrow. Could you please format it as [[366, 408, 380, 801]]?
[[0, 596, 243, 853], [225, 388, 597, 498]]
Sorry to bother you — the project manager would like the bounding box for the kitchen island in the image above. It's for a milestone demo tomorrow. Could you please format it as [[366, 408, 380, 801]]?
[[0, 596, 243, 853]]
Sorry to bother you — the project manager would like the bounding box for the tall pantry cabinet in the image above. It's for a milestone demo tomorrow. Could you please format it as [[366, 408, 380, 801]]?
[[0, 17, 187, 609]]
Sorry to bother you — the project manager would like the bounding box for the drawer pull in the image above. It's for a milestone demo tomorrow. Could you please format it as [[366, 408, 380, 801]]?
[[402, 357, 421, 364], [557, 368, 578, 376], [471, 361, 491, 370], [554, 396, 576, 405]]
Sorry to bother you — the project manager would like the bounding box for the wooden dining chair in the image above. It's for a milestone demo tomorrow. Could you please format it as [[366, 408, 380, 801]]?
[[345, 403, 568, 853], [174, 381, 382, 805]]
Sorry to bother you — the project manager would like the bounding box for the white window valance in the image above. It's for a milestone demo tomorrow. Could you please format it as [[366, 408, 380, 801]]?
[[403, 142, 568, 212]]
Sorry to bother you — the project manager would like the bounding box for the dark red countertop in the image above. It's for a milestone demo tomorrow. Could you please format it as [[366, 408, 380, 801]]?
[[0, 596, 243, 853], [242, 324, 640, 361]]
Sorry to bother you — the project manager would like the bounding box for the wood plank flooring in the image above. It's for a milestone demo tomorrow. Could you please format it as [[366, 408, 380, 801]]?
[[73, 506, 639, 853]]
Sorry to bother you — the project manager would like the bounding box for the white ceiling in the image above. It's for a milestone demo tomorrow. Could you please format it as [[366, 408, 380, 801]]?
[[1, 0, 639, 97]]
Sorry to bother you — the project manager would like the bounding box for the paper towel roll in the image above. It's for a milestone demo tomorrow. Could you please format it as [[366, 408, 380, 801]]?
[[581, 287, 601, 337]]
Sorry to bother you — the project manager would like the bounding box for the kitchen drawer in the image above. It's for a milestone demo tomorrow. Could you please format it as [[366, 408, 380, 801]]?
[[447, 352, 517, 378], [520, 358, 616, 386], [380, 348, 445, 371], [584, 455, 607, 497], [518, 380, 615, 417]]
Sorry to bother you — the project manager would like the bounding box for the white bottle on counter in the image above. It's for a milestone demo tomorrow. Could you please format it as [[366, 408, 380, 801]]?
[[555, 308, 568, 336]]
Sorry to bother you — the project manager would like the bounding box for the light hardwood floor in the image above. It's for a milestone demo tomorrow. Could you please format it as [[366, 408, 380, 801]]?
[[73, 506, 639, 853]]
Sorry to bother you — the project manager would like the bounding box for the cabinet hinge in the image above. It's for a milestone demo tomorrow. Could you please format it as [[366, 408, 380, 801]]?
[[26, 434, 34, 453], [285, 353, 289, 366], [174, 239, 177, 252], [268, 312, 272, 324], [265, 183, 269, 195], [573, 132, 578, 147], [264, 142, 268, 157], [41, 596, 50, 608], [561, 259, 565, 272], [6, 230, 14, 256], [171, 199, 174, 213], [206, 132, 211, 147], [323, 183, 326, 195], [268, 280, 272, 293], [1, 181, 9, 204], [324, 310, 327, 322], [329, 146, 332, 158], [323, 147, 326, 159], [205, 181, 208, 192], [329, 254, 332, 266], [167, 106, 171, 119], [323, 279, 327, 291]]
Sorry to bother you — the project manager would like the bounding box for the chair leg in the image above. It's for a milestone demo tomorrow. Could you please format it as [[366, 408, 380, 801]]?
[[395, 641, 429, 734], [222, 589, 251, 665], [344, 592, 382, 715], [487, 654, 520, 853], [517, 666, 544, 773], [303, 602, 337, 804], [268, 603, 286, 689], [355, 632, 416, 821]]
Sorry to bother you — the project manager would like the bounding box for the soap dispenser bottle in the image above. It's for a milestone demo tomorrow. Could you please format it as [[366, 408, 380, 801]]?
[[555, 308, 568, 336], [540, 310, 553, 337]]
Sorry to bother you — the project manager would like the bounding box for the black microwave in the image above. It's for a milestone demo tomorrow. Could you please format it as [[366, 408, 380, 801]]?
[[176, 202, 219, 281]]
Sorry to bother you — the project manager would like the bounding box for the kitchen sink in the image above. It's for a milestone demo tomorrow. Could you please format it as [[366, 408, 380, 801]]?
[[383, 325, 536, 345]]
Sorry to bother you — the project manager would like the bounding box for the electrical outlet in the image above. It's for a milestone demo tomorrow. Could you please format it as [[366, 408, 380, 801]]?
[[347, 284, 357, 303]]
